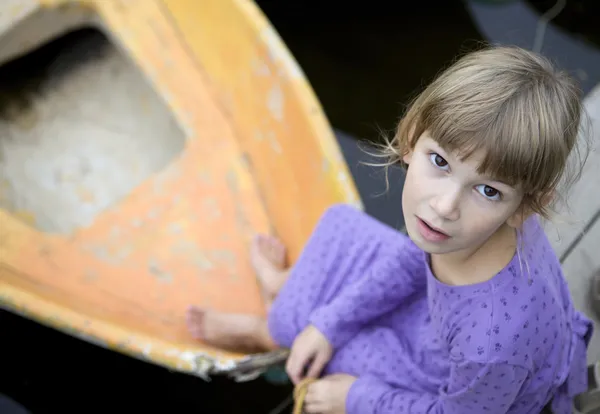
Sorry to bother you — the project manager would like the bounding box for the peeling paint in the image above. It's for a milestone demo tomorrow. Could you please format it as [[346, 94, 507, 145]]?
[[266, 131, 282, 154], [170, 242, 215, 271], [202, 198, 222, 220], [84, 269, 99, 282], [153, 165, 183, 196], [337, 170, 362, 209], [210, 249, 237, 266], [148, 259, 172, 283], [226, 169, 238, 193], [166, 348, 250, 381], [109, 225, 121, 238], [85, 244, 108, 260], [240, 152, 252, 170], [82, 243, 129, 265], [172, 195, 183, 206], [115, 339, 131, 350], [267, 83, 284, 121], [165, 348, 212, 381], [0, 0, 363, 386], [115, 245, 133, 260], [252, 57, 271, 77], [71, 330, 110, 350], [38, 245, 52, 257], [261, 26, 304, 80], [197, 170, 212, 184], [193, 254, 214, 271], [0, 294, 269, 381], [170, 240, 197, 253], [147, 208, 160, 220], [221, 91, 235, 115], [142, 343, 153, 358], [168, 222, 184, 234]]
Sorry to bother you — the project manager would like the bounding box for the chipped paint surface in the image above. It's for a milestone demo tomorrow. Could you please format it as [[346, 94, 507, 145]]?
[[0, 0, 362, 380], [252, 57, 271, 77], [267, 83, 284, 121], [337, 170, 363, 210], [148, 259, 173, 283], [260, 25, 304, 80]]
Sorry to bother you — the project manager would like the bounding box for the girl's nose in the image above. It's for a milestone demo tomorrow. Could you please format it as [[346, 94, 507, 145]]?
[[430, 187, 461, 221]]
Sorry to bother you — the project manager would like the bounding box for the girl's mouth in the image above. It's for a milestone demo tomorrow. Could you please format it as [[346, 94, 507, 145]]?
[[416, 217, 450, 242]]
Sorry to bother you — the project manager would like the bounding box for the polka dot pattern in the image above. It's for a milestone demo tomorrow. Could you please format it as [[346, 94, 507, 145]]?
[[267, 204, 593, 413]]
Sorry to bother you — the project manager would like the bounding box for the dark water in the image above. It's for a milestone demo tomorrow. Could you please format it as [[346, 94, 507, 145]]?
[[255, 1, 484, 144], [0, 2, 485, 413], [0, 309, 293, 413], [527, 0, 600, 48]]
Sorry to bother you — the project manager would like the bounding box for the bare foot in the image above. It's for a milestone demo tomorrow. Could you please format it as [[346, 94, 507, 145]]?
[[186, 305, 276, 353], [251, 234, 289, 302]]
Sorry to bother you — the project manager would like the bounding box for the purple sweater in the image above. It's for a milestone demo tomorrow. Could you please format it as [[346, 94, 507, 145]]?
[[267, 204, 592, 413]]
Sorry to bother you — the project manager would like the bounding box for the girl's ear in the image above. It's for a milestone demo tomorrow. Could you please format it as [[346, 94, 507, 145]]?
[[402, 149, 413, 165], [402, 124, 419, 165], [507, 202, 533, 229], [539, 190, 555, 209], [507, 208, 529, 229], [506, 191, 554, 228]]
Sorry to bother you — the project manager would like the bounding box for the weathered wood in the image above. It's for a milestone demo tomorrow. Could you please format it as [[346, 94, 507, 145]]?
[[545, 83, 600, 370], [545, 85, 600, 262], [560, 214, 600, 365]]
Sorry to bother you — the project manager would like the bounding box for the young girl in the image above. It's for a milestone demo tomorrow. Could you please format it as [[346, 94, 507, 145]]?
[[186, 45, 593, 413]]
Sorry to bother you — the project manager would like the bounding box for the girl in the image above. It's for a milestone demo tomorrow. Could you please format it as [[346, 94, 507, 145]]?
[[186, 45, 593, 413]]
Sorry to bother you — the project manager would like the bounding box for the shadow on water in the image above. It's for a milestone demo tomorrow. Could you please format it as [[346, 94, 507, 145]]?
[[0, 2, 485, 413]]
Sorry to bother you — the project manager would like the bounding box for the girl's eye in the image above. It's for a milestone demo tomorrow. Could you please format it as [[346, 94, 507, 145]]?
[[429, 153, 449, 170], [475, 184, 501, 201]]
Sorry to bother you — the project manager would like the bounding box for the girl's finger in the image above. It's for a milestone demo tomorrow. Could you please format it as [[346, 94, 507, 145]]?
[[306, 350, 328, 379], [304, 400, 325, 414], [286, 347, 311, 384], [303, 385, 318, 412]]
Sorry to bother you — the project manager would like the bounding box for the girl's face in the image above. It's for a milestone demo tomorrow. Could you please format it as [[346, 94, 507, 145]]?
[[401, 132, 526, 257]]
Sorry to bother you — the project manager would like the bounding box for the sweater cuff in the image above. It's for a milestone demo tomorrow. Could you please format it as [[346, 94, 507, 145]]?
[[308, 305, 356, 350]]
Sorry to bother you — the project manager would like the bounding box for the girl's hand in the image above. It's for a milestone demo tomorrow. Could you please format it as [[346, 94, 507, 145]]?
[[286, 324, 333, 384], [304, 374, 357, 414]]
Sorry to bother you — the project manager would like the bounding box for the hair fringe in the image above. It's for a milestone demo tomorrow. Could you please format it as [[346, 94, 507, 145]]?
[[361, 45, 590, 223]]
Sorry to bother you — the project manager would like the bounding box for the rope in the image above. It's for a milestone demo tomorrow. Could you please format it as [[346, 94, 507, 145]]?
[[292, 378, 318, 414], [532, 0, 567, 53]]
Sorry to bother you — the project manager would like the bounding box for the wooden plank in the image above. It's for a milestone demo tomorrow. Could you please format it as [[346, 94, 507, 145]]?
[[561, 215, 600, 365], [545, 85, 600, 261]]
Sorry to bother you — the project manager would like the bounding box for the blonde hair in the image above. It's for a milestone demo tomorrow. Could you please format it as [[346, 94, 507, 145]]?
[[380, 45, 588, 219]]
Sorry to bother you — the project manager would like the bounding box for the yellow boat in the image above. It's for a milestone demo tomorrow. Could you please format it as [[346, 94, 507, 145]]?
[[0, 0, 361, 380]]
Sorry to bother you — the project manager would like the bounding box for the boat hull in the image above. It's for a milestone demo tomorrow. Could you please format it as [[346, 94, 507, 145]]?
[[0, 0, 361, 379]]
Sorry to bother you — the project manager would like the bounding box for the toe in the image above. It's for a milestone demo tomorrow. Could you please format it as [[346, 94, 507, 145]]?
[[186, 305, 202, 318], [185, 306, 206, 339], [274, 240, 285, 260], [255, 234, 268, 249], [269, 237, 282, 254], [264, 236, 285, 264], [190, 326, 204, 340]]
